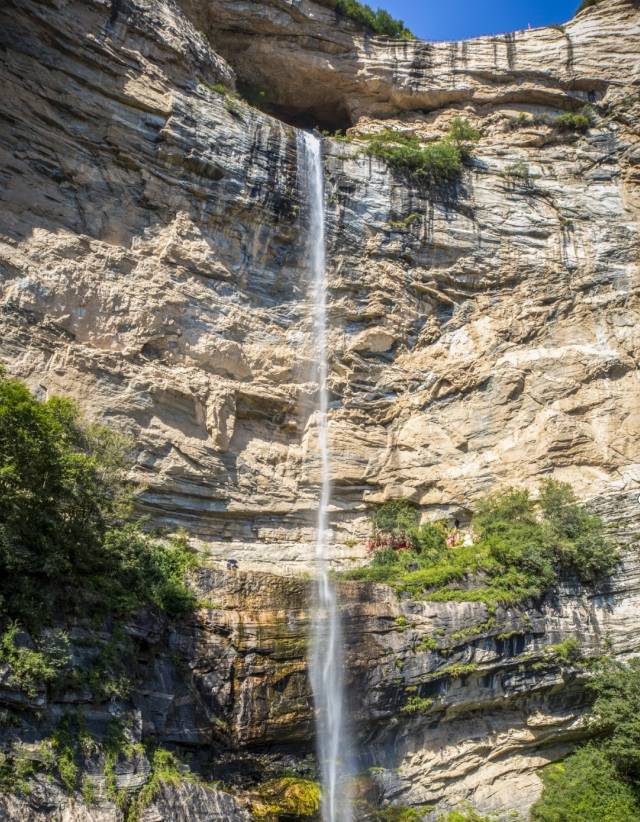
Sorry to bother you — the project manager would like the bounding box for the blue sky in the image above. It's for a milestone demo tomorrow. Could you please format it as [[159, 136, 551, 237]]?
[[376, 0, 580, 40]]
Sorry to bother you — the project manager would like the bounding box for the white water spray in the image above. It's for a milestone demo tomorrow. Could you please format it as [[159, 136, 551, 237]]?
[[298, 130, 353, 822]]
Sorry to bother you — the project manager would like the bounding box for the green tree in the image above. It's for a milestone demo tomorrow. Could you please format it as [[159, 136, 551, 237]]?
[[334, 0, 414, 38], [531, 745, 640, 822], [447, 117, 481, 158], [588, 658, 640, 781], [474, 488, 556, 590], [371, 500, 419, 543], [0, 368, 195, 626], [539, 479, 618, 581]]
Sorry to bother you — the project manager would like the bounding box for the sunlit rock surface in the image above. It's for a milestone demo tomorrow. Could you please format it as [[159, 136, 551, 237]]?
[[1, 0, 639, 571], [1, 0, 640, 817]]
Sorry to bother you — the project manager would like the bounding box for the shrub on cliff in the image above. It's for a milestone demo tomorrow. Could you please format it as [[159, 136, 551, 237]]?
[[0, 368, 195, 627], [362, 119, 479, 183], [447, 116, 481, 158], [588, 658, 640, 780], [539, 479, 617, 582], [437, 807, 500, 822], [363, 130, 462, 182], [346, 480, 618, 607], [368, 500, 448, 560], [334, 0, 415, 39], [252, 777, 322, 819]]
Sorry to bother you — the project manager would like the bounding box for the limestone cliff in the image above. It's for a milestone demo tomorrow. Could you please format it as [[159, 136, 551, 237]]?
[[2, 0, 639, 572], [1, 0, 640, 818]]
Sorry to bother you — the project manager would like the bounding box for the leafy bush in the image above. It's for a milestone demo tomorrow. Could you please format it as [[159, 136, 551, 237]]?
[[508, 106, 593, 133], [437, 806, 500, 821], [531, 745, 640, 821], [367, 500, 447, 559], [345, 481, 618, 608], [447, 116, 481, 158], [364, 132, 456, 181], [532, 659, 640, 819], [362, 119, 479, 183], [0, 369, 196, 627], [502, 159, 531, 182], [539, 479, 617, 582], [545, 638, 582, 665], [400, 695, 434, 714], [374, 807, 422, 821], [371, 499, 419, 547], [388, 212, 420, 231], [554, 111, 591, 131], [412, 522, 448, 561], [588, 658, 640, 780], [334, 0, 415, 39], [0, 624, 70, 696]]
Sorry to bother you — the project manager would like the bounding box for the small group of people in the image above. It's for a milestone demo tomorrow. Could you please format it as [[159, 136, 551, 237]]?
[[446, 518, 474, 548]]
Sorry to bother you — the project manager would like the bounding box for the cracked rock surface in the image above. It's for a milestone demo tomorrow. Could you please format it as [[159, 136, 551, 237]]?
[[1, 0, 640, 817]]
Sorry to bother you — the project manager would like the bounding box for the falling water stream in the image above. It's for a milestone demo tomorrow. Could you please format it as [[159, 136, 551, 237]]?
[[298, 130, 353, 822]]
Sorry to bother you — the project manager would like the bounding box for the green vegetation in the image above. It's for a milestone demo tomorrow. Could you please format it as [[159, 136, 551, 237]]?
[[531, 745, 640, 821], [394, 615, 411, 630], [507, 105, 593, 133], [361, 118, 480, 183], [554, 111, 591, 131], [344, 480, 618, 609], [0, 624, 70, 696], [448, 618, 497, 646], [373, 807, 423, 821], [334, 0, 415, 39], [417, 635, 438, 651], [503, 159, 531, 183], [589, 658, 640, 779], [429, 662, 478, 681], [437, 807, 500, 822], [0, 744, 40, 795], [50, 719, 82, 794], [0, 716, 97, 798], [544, 638, 583, 665], [208, 82, 230, 96], [0, 368, 196, 629], [252, 777, 322, 819], [532, 658, 640, 820], [401, 695, 434, 715], [388, 212, 420, 231], [199, 79, 246, 117], [0, 712, 209, 817], [129, 747, 197, 821], [447, 117, 481, 157]]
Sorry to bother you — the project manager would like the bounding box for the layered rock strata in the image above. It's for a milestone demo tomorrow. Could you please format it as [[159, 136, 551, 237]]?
[[1, 0, 639, 571], [2, 555, 640, 819], [1, 0, 640, 817]]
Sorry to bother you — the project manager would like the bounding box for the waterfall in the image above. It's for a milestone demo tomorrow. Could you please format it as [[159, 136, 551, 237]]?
[[298, 130, 353, 822]]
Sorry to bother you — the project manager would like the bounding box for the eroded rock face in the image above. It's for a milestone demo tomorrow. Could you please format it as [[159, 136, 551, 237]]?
[[0, 779, 252, 821], [1, 0, 640, 817], [2, 558, 640, 819], [184, 0, 640, 125], [1, 0, 639, 572]]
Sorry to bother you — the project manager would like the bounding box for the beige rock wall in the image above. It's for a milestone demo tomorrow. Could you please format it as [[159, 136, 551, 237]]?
[[0, 0, 639, 576]]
